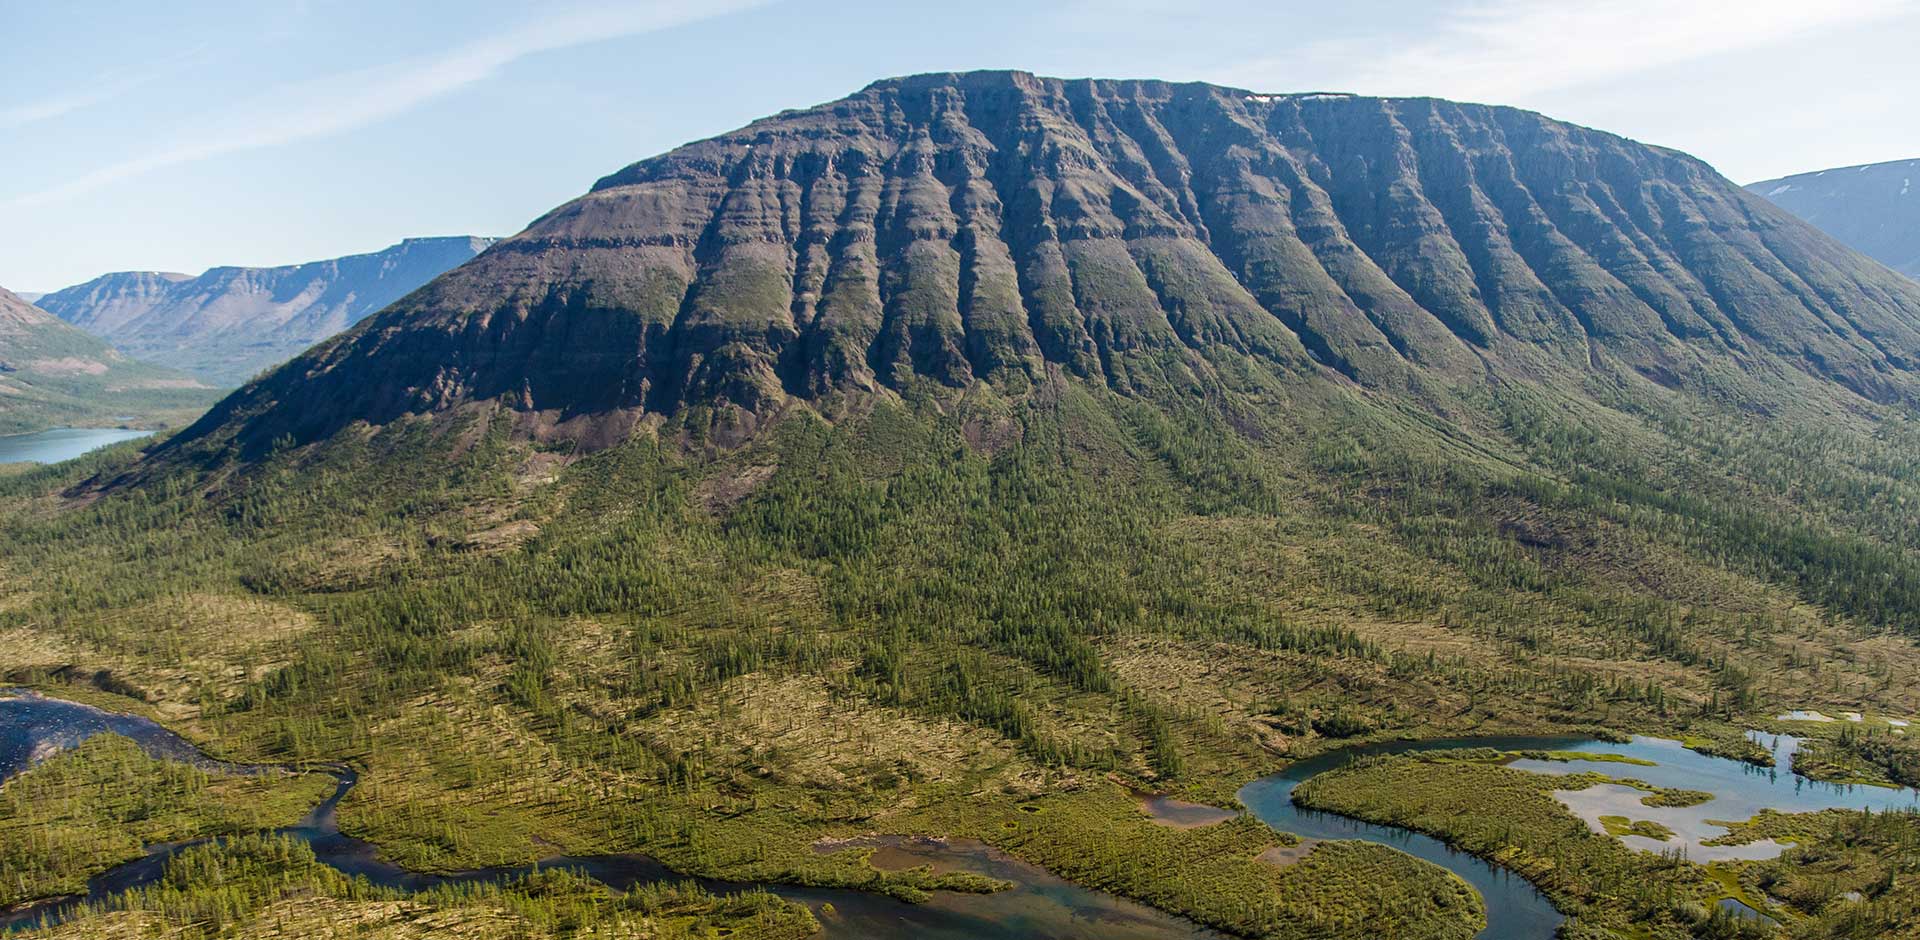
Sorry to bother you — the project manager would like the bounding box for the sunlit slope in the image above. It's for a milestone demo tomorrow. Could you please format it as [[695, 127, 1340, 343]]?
[[0, 286, 214, 434]]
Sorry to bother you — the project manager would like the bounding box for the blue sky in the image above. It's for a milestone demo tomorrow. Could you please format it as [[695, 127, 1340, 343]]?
[[4, 0, 1917, 291]]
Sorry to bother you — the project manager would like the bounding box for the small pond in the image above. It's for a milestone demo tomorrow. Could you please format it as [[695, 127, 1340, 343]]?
[[10, 691, 1917, 939]]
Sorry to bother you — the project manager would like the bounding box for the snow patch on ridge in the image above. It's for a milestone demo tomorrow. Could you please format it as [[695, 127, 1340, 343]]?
[[1244, 93, 1353, 103]]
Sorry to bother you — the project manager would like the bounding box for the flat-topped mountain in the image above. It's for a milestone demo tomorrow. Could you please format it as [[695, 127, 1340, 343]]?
[[1749, 158, 1920, 280], [20, 74, 1920, 940], [0, 286, 215, 434], [172, 72, 1920, 457], [38, 236, 496, 386]]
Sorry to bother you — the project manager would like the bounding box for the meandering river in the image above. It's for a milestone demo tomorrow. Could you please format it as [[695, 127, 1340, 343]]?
[[5, 692, 1917, 938], [0, 691, 1222, 939], [1238, 735, 1578, 940]]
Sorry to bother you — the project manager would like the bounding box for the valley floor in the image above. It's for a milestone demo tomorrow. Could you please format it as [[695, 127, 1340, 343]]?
[[6, 378, 1920, 939]]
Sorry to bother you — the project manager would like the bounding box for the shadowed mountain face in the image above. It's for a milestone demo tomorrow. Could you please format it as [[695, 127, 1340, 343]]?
[[21, 76, 1920, 940], [172, 72, 1920, 456], [0, 287, 215, 434], [1749, 158, 1920, 280], [37, 237, 497, 386]]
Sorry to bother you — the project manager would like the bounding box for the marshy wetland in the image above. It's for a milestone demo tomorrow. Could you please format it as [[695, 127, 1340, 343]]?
[[6, 355, 1920, 940], [0, 690, 1222, 939], [8, 691, 1916, 939]]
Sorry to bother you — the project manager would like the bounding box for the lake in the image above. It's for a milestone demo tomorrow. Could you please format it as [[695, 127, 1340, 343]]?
[[8, 691, 1917, 939], [0, 428, 152, 464], [1240, 731, 1920, 939]]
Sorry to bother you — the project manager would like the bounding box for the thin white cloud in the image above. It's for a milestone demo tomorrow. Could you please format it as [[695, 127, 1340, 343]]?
[[0, 45, 212, 128], [6, 1, 766, 208], [1212, 0, 1908, 104]]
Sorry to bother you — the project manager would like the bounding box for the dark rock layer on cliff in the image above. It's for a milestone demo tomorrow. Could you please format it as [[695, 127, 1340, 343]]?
[[169, 72, 1920, 457]]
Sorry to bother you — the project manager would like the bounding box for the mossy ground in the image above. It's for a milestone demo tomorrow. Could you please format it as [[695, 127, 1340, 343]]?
[[1599, 816, 1676, 841], [0, 735, 336, 907], [4, 378, 1920, 937], [1746, 809, 1920, 936], [1642, 789, 1714, 809], [12, 834, 819, 940], [1292, 753, 1774, 937]]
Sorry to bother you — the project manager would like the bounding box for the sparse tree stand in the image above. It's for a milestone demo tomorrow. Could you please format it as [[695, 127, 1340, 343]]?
[[6, 70, 1920, 940]]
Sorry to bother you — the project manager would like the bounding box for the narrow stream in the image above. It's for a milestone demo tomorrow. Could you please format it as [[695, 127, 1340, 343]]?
[[1239, 735, 1580, 940], [7, 692, 1916, 939], [0, 691, 1221, 939]]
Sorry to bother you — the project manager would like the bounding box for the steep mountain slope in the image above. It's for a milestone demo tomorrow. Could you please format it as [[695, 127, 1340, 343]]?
[[39, 271, 195, 336], [0, 287, 215, 434], [1751, 158, 1920, 279], [13, 73, 1920, 940], [38, 237, 496, 385], [170, 73, 1920, 460]]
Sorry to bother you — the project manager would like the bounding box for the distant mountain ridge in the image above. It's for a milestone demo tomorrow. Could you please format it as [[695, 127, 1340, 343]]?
[[1748, 158, 1920, 279], [165, 71, 1920, 459], [22, 74, 1920, 940], [0, 286, 215, 434], [38, 236, 497, 385]]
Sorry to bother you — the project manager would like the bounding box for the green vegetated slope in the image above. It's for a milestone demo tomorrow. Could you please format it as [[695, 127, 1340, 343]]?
[[0, 287, 217, 435], [34, 236, 498, 386], [5, 72, 1920, 938]]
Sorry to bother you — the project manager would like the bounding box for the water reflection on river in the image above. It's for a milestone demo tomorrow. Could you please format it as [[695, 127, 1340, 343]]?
[[8, 690, 1916, 940], [0, 690, 1220, 939]]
